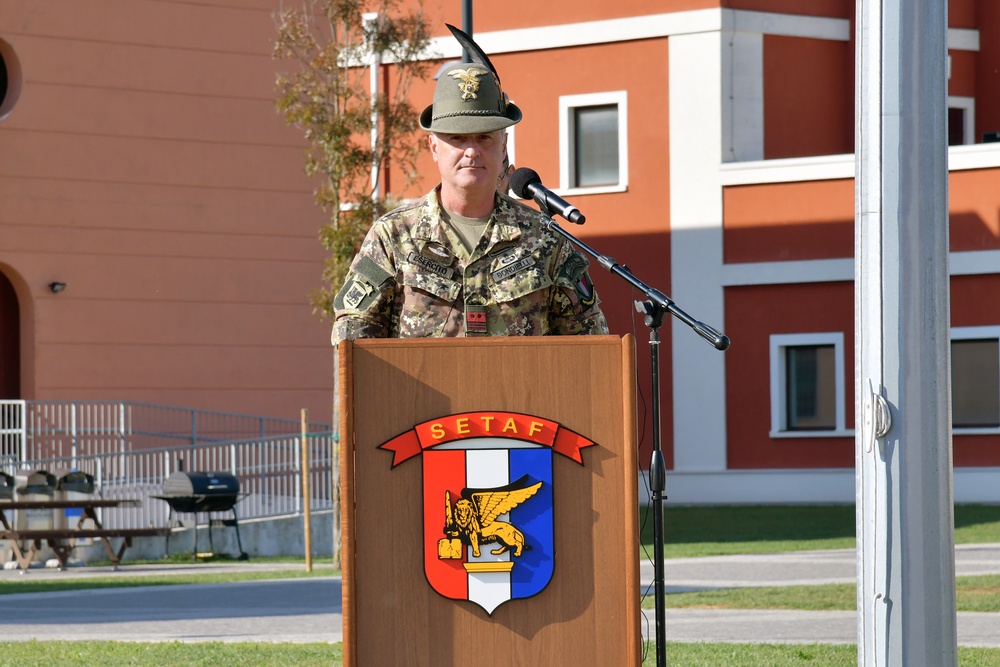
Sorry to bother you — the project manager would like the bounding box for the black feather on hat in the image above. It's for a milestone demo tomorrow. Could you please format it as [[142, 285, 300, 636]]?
[[447, 24, 500, 85]]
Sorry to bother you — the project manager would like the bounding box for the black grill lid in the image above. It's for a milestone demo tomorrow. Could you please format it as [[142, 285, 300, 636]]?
[[155, 471, 241, 513], [162, 471, 239, 497]]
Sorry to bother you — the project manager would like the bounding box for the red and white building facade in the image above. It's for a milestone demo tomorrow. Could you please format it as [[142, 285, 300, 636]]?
[[3, 0, 999, 503], [410, 0, 1000, 503]]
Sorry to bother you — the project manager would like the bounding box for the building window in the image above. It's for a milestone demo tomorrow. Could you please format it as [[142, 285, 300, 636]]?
[[559, 91, 628, 194], [947, 96, 974, 146], [952, 327, 1000, 430], [770, 333, 847, 437], [574, 105, 618, 187]]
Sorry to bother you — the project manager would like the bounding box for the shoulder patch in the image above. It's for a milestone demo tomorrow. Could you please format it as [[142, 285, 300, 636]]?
[[334, 257, 393, 312], [556, 253, 588, 285], [556, 253, 597, 307]]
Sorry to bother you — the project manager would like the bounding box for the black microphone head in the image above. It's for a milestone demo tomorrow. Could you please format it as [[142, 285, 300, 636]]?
[[509, 167, 541, 199]]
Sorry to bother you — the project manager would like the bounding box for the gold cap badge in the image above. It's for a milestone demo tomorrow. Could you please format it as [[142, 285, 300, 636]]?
[[448, 67, 490, 101]]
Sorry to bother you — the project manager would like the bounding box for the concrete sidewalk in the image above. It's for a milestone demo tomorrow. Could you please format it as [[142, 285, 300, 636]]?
[[639, 543, 1000, 646], [640, 543, 1000, 592]]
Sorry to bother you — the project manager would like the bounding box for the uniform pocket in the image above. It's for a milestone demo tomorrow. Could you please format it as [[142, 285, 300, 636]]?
[[489, 262, 552, 304], [396, 268, 462, 336], [401, 269, 461, 303]]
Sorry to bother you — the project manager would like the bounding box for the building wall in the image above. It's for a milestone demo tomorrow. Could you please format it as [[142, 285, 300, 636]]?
[[724, 179, 854, 263], [4, 1, 1000, 502], [951, 167, 1000, 250], [763, 35, 854, 159], [0, 1, 333, 422], [724, 281, 854, 470], [973, 1, 1000, 139], [400, 2, 1000, 494]]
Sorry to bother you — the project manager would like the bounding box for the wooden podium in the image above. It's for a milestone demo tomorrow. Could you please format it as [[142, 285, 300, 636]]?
[[339, 335, 640, 666]]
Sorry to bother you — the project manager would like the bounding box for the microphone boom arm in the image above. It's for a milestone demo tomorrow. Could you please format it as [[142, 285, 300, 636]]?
[[540, 216, 730, 350]]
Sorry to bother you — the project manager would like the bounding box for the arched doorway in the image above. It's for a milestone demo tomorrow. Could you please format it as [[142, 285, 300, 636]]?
[[0, 271, 20, 398]]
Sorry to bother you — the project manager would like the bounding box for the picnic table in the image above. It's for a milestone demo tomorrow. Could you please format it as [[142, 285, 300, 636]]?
[[0, 499, 169, 571]]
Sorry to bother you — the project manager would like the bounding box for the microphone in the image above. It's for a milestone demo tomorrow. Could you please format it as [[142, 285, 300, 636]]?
[[509, 168, 586, 224]]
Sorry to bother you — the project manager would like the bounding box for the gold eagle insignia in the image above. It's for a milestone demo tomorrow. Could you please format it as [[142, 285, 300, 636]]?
[[448, 67, 490, 101], [440, 475, 541, 559]]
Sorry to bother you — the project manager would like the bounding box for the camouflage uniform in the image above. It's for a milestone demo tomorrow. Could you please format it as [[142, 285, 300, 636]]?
[[332, 187, 608, 343]]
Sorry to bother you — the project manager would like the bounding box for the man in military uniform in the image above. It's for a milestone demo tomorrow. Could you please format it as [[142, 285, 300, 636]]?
[[331, 58, 608, 343]]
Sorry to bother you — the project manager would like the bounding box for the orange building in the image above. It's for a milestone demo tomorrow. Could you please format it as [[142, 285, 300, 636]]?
[[3, 1, 999, 503], [1, 1, 332, 423]]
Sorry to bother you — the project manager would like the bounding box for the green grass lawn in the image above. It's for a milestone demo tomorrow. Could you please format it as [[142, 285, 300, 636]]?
[[0, 641, 996, 666], [641, 574, 1000, 612], [642, 503, 1000, 558]]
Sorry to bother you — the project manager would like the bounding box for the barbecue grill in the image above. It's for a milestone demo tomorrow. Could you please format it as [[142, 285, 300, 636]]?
[[158, 471, 239, 513], [154, 471, 247, 560]]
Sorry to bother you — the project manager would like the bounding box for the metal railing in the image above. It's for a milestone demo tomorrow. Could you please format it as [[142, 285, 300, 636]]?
[[0, 433, 337, 529], [0, 400, 337, 528], [0, 400, 331, 462]]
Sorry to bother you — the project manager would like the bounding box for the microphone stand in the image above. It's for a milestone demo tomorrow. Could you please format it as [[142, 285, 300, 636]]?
[[537, 211, 729, 667]]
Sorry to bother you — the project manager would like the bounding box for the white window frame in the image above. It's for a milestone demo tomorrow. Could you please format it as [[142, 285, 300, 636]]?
[[558, 91, 629, 196], [769, 332, 850, 438], [951, 325, 1000, 434]]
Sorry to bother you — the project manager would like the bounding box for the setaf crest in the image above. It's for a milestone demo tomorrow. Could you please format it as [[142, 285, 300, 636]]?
[[379, 411, 595, 614]]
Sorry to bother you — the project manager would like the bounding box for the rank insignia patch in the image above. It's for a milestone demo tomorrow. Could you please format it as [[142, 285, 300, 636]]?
[[465, 305, 488, 334]]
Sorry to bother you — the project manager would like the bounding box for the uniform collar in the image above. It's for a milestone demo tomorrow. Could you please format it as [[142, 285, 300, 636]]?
[[411, 187, 454, 245], [413, 186, 524, 246], [491, 194, 526, 242]]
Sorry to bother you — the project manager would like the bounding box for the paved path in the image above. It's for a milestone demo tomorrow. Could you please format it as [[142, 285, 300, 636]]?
[[0, 576, 343, 643], [641, 609, 1000, 647], [637, 543, 1000, 646], [639, 543, 1000, 592], [1, 544, 998, 646]]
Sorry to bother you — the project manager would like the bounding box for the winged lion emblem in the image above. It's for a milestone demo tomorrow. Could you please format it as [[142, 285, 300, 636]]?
[[439, 474, 542, 559]]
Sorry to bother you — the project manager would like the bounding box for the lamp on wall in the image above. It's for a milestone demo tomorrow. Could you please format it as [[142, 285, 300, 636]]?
[[48, 281, 66, 294]]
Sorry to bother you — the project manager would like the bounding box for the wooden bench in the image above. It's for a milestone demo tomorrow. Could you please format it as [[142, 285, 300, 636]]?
[[0, 499, 168, 572], [0, 527, 171, 571]]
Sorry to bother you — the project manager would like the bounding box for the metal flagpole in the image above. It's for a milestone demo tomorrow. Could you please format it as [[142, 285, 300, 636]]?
[[855, 1, 957, 665], [461, 0, 472, 63]]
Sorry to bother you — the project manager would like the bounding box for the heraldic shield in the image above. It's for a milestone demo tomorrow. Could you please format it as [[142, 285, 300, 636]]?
[[379, 411, 595, 615]]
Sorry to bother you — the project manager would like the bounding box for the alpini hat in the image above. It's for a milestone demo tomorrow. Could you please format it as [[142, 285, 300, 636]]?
[[419, 26, 522, 134]]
